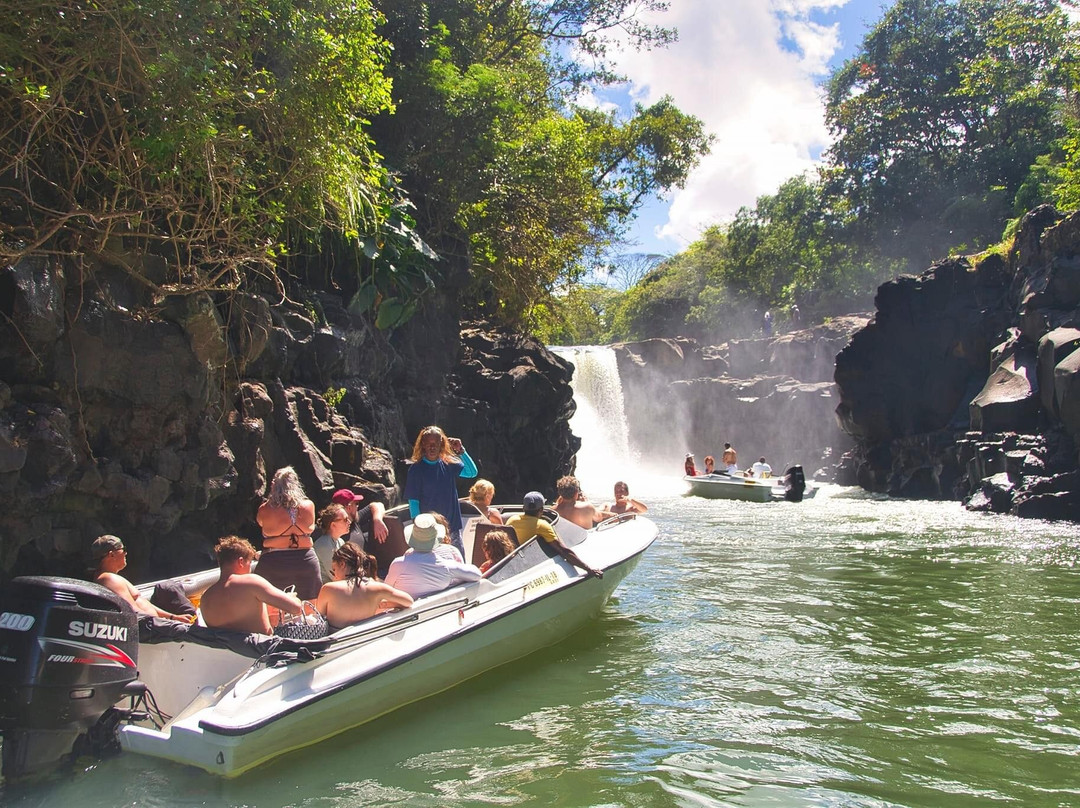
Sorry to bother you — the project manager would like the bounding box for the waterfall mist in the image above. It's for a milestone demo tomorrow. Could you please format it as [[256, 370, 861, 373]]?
[[551, 346, 686, 500]]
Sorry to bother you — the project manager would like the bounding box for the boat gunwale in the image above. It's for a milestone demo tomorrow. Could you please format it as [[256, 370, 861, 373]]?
[[190, 532, 654, 738]]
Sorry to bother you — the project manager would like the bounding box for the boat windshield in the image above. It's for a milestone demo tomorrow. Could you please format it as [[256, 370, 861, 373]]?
[[483, 538, 559, 584]]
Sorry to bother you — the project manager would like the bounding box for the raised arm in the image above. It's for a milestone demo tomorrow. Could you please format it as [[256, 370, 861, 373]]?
[[369, 501, 388, 542]]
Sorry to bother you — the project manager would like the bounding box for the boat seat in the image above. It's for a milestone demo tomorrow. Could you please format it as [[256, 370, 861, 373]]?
[[371, 513, 410, 578], [471, 522, 519, 568]]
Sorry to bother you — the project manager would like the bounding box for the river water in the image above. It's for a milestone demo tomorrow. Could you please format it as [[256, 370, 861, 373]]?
[[4, 349, 1080, 807]]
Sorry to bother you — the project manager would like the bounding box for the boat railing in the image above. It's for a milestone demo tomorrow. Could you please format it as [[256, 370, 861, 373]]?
[[595, 512, 638, 531], [324, 594, 474, 653]]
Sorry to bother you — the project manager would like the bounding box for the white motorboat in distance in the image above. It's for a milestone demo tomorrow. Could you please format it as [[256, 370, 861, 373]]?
[[684, 465, 815, 502], [0, 506, 657, 779]]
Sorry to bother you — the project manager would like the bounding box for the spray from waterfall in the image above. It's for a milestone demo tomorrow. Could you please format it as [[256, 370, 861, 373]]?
[[552, 345, 685, 500]]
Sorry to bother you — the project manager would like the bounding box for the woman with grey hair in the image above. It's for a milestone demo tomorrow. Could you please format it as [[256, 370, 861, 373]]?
[[255, 466, 321, 600]]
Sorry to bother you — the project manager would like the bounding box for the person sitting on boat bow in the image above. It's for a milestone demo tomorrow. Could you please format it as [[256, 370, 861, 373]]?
[[684, 453, 699, 476], [200, 536, 305, 635], [703, 455, 716, 475], [507, 492, 603, 579], [256, 466, 321, 601], [554, 475, 615, 529], [316, 542, 413, 629], [604, 481, 648, 514], [91, 535, 195, 623], [722, 443, 738, 474], [384, 513, 482, 598]]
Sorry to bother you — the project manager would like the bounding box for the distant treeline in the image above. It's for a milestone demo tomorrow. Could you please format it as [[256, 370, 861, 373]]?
[[540, 0, 1080, 346]]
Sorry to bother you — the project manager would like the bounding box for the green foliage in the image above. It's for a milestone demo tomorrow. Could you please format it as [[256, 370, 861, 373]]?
[[823, 0, 1076, 267], [369, 0, 711, 328], [0, 0, 398, 298], [323, 386, 347, 408], [535, 283, 624, 345]]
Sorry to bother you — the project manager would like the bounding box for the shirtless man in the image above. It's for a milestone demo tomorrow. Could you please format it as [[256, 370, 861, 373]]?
[[315, 542, 413, 629], [721, 443, 738, 474], [200, 536, 304, 635], [91, 535, 194, 623], [605, 481, 648, 514], [554, 476, 615, 529]]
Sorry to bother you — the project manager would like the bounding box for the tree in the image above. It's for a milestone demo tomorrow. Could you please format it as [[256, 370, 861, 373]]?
[[603, 252, 668, 291], [0, 0, 396, 296], [824, 0, 1075, 267], [368, 1, 710, 327]]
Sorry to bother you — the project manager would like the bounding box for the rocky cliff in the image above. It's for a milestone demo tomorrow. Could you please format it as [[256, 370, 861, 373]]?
[[612, 318, 866, 476], [834, 205, 1080, 520], [0, 256, 577, 582]]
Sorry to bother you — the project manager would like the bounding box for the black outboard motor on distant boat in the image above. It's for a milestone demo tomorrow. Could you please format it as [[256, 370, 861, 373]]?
[[0, 576, 140, 780], [782, 465, 807, 502]]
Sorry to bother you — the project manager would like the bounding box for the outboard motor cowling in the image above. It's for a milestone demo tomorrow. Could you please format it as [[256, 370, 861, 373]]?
[[782, 465, 807, 502], [0, 576, 139, 779]]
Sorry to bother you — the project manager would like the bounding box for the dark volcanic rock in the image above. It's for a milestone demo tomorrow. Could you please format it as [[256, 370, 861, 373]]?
[[613, 321, 863, 475], [834, 206, 1080, 517], [835, 256, 1012, 444], [0, 253, 577, 581], [969, 347, 1039, 432], [442, 325, 577, 502]]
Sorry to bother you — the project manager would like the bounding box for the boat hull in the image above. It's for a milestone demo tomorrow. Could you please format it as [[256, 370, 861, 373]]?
[[120, 514, 655, 776], [684, 474, 778, 501]]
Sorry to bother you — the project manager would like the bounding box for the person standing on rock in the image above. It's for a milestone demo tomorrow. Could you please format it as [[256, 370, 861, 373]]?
[[722, 443, 738, 474], [404, 426, 477, 560], [762, 309, 773, 337]]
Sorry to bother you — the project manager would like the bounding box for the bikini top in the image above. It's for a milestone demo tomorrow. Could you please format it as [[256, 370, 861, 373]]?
[[263, 506, 312, 547]]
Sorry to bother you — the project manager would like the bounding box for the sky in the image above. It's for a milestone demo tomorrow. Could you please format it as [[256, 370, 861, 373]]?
[[593, 0, 890, 258]]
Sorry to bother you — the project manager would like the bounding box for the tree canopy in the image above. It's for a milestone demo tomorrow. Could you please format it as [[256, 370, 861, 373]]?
[[559, 0, 1080, 346], [0, 0, 711, 331]]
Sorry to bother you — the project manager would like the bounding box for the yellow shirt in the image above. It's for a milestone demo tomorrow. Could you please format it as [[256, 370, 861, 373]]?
[[505, 514, 558, 545]]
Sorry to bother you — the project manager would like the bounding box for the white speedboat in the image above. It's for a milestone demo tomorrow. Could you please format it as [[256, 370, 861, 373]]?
[[684, 465, 815, 502], [0, 507, 656, 779]]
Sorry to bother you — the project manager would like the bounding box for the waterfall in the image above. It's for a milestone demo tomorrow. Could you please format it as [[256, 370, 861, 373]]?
[[552, 345, 688, 500], [550, 345, 635, 500], [552, 343, 678, 501]]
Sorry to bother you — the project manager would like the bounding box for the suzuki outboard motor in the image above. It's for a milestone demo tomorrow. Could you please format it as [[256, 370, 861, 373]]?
[[782, 465, 807, 502], [0, 576, 139, 779]]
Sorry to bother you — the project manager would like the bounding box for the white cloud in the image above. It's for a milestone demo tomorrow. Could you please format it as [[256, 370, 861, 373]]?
[[604, 0, 857, 249]]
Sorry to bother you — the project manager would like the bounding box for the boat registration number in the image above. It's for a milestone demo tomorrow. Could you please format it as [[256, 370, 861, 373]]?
[[524, 571, 560, 594]]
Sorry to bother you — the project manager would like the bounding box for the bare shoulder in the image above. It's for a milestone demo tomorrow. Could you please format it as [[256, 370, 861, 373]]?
[[234, 573, 277, 592], [97, 572, 135, 596]]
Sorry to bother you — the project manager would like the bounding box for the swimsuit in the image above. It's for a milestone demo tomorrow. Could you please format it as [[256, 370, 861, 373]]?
[[264, 506, 312, 548], [259, 505, 320, 598]]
